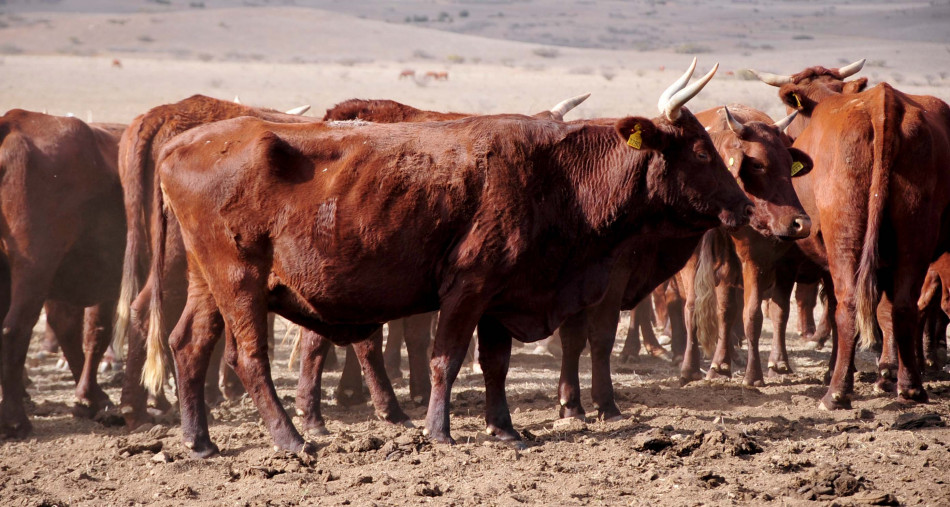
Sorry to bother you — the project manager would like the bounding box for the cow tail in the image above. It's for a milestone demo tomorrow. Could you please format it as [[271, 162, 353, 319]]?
[[855, 92, 898, 350], [113, 118, 159, 358], [694, 230, 720, 357], [142, 175, 169, 395], [287, 324, 304, 371]]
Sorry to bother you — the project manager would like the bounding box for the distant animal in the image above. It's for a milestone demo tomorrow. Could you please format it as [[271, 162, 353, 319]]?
[[112, 59, 122, 68], [399, 69, 415, 79], [424, 71, 449, 81]]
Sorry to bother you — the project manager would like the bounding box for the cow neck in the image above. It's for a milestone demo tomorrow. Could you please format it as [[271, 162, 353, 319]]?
[[547, 125, 646, 238]]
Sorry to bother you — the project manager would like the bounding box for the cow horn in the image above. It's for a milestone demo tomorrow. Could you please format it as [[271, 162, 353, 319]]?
[[285, 105, 311, 116], [234, 95, 241, 104], [837, 58, 865, 79], [773, 110, 798, 133], [657, 57, 697, 115], [549, 93, 591, 120], [749, 69, 792, 87], [663, 62, 718, 121], [723, 106, 745, 136]]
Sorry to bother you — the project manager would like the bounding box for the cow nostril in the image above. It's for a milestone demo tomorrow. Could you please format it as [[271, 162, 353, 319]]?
[[743, 205, 754, 218], [791, 219, 802, 231]]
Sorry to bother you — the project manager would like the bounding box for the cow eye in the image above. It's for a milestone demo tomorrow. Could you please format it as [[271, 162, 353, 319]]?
[[696, 151, 711, 162], [749, 160, 766, 174]]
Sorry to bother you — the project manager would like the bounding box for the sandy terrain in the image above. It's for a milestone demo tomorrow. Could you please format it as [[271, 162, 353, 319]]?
[[2, 0, 950, 505]]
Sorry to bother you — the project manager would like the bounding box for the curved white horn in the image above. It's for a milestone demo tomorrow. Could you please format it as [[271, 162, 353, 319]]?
[[657, 57, 697, 114], [549, 93, 591, 120], [749, 69, 792, 87], [837, 58, 865, 79], [664, 63, 719, 121], [723, 106, 745, 136], [773, 110, 798, 133], [285, 105, 311, 116], [233, 95, 241, 104]]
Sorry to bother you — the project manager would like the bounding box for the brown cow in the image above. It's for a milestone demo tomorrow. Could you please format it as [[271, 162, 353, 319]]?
[[144, 62, 753, 456], [0, 110, 126, 438], [113, 95, 323, 429], [674, 105, 813, 386], [555, 104, 811, 419], [917, 254, 950, 371], [753, 60, 950, 409]]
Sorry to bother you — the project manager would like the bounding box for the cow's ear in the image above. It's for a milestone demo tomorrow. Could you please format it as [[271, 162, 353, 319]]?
[[615, 117, 662, 151], [787, 147, 813, 178], [843, 77, 868, 94], [779, 85, 814, 114]]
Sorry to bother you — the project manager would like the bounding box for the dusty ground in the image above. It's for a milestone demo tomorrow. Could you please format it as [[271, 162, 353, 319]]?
[[2, 0, 950, 505]]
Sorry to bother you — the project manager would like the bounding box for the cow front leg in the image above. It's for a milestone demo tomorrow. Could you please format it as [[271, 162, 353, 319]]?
[[336, 345, 367, 406], [73, 303, 115, 417], [404, 312, 433, 405], [477, 316, 520, 442], [557, 317, 587, 420]]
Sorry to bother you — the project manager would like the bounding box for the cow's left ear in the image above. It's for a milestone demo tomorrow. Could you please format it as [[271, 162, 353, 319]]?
[[787, 147, 813, 178], [779, 85, 815, 114], [843, 77, 868, 94], [615, 117, 662, 151]]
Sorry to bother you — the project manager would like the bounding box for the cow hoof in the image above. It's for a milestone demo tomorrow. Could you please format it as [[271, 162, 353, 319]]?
[[646, 347, 672, 361], [486, 424, 522, 442], [874, 378, 896, 394], [558, 406, 586, 421], [897, 387, 928, 404], [188, 441, 220, 459], [72, 402, 98, 420], [595, 405, 623, 422], [335, 388, 367, 407], [0, 418, 33, 440], [422, 428, 456, 445], [744, 378, 765, 388], [378, 409, 412, 426], [818, 392, 851, 411], [878, 368, 896, 380], [304, 424, 330, 436], [617, 352, 637, 364]]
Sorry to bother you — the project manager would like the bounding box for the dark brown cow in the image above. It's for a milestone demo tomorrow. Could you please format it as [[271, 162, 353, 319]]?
[[753, 60, 950, 409], [554, 104, 811, 419], [0, 110, 126, 437], [322, 99, 468, 123], [675, 105, 813, 386], [113, 95, 320, 429], [145, 62, 753, 456]]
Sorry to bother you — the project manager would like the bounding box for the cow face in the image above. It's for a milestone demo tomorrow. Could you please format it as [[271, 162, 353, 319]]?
[[615, 109, 752, 231], [711, 121, 813, 239]]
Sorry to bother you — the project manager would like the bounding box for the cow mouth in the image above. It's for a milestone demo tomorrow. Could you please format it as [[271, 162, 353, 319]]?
[[718, 203, 753, 229]]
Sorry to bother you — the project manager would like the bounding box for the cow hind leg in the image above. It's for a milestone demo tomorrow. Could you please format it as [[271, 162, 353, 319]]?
[[556, 320, 587, 421], [44, 301, 85, 385], [768, 274, 795, 377], [336, 344, 368, 406], [404, 312, 433, 406], [72, 303, 115, 418], [351, 328, 411, 425], [294, 329, 332, 435], [874, 296, 899, 393], [383, 318, 405, 381], [477, 316, 521, 443]]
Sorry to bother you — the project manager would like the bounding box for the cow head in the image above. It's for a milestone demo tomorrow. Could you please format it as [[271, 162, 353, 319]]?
[[750, 59, 867, 137], [614, 59, 753, 231], [709, 107, 813, 239]]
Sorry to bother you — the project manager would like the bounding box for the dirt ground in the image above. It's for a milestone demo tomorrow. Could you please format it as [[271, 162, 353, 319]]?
[[3, 0, 950, 505], [4, 313, 950, 506]]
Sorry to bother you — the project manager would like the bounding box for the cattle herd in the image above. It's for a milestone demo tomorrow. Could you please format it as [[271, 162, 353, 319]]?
[[1, 58, 949, 464]]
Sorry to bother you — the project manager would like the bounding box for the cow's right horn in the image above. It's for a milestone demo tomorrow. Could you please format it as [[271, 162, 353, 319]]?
[[662, 62, 719, 121], [837, 58, 865, 78], [749, 69, 792, 87], [549, 93, 591, 120], [723, 106, 745, 136], [658, 57, 697, 115], [234, 95, 242, 104], [773, 110, 798, 133], [285, 105, 311, 116]]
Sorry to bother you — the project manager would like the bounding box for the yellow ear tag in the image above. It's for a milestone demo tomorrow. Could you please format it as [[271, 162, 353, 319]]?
[[793, 93, 802, 109], [791, 161, 804, 176], [728, 157, 735, 167], [627, 124, 643, 149]]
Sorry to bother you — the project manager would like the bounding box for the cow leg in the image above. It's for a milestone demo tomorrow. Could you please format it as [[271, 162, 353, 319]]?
[[795, 282, 819, 343], [767, 268, 797, 377], [218, 330, 244, 401], [708, 284, 739, 380], [204, 338, 227, 406], [890, 266, 929, 403], [44, 301, 85, 384], [120, 281, 153, 428], [679, 268, 704, 385], [336, 345, 367, 406], [169, 280, 224, 458], [72, 303, 115, 417], [874, 297, 898, 393], [557, 320, 587, 420], [294, 329, 332, 435], [424, 295, 484, 444], [351, 329, 410, 425], [667, 293, 687, 363], [404, 312, 433, 405], [638, 303, 668, 359], [477, 316, 520, 442], [813, 286, 833, 349], [822, 273, 859, 410], [384, 319, 405, 380], [618, 309, 642, 362], [1, 268, 53, 438]]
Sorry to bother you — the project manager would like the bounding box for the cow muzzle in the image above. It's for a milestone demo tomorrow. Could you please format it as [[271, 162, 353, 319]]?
[[777, 214, 812, 240], [719, 201, 753, 229]]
